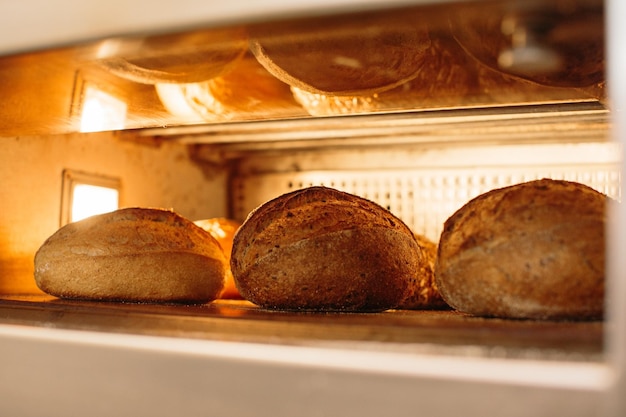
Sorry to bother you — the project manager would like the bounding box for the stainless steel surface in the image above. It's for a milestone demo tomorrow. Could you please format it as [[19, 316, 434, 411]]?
[[133, 102, 610, 146], [0, 295, 604, 360]]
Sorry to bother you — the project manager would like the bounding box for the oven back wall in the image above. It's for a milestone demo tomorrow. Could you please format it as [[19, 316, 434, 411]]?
[[0, 132, 227, 294]]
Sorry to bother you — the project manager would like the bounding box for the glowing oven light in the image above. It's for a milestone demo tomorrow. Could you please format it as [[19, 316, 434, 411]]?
[[71, 184, 120, 222], [61, 170, 121, 225], [79, 86, 127, 133]]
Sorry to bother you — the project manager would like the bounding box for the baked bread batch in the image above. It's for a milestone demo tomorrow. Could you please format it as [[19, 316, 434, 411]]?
[[147, 5, 605, 122], [33, 180, 607, 321], [435, 178, 607, 320], [34, 208, 227, 303]]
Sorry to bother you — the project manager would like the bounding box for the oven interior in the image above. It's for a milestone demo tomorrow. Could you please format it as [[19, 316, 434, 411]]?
[[0, 0, 623, 416]]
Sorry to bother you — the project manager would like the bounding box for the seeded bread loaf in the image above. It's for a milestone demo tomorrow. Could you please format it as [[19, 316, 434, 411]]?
[[34, 207, 227, 303], [435, 179, 607, 320], [231, 186, 426, 312]]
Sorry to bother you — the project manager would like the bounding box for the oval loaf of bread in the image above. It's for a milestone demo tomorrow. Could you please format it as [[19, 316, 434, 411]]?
[[435, 178, 607, 320], [231, 186, 426, 312], [34, 207, 227, 303]]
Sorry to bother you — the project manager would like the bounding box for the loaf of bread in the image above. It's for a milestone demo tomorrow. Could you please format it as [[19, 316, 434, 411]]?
[[100, 27, 248, 84], [290, 86, 381, 116], [435, 179, 607, 320], [397, 234, 448, 310], [171, 54, 306, 121], [230, 186, 427, 312], [34, 208, 227, 303], [249, 10, 431, 96], [448, 6, 604, 88], [194, 217, 242, 299]]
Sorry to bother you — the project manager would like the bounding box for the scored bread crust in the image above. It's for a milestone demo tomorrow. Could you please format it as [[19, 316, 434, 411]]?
[[435, 179, 607, 320], [231, 186, 425, 311], [34, 208, 227, 303]]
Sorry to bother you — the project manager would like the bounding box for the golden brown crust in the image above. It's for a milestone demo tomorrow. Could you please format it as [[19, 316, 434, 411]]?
[[290, 86, 381, 117], [100, 27, 248, 84], [435, 179, 607, 320], [34, 208, 226, 303], [178, 54, 305, 121], [231, 186, 424, 311], [194, 217, 242, 299], [448, 6, 604, 88], [249, 11, 431, 95]]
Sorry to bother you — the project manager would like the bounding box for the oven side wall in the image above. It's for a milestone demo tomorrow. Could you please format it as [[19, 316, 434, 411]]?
[[0, 132, 227, 294]]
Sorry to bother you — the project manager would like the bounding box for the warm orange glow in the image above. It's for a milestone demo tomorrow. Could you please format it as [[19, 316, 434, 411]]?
[[71, 184, 119, 222], [61, 170, 121, 226], [80, 86, 127, 133], [155, 83, 203, 122]]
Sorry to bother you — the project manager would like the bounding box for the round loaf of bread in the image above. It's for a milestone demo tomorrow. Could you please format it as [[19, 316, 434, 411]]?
[[194, 217, 242, 299], [448, 6, 604, 88], [230, 186, 424, 312], [175, 54, 304, 121], [34, 208, 227, 303], [100, 27, 248, 84], [249, 10, 431, 96], [435, 179, 607, 320]]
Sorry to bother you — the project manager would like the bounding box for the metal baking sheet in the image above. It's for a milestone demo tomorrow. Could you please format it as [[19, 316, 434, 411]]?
[[0, 295, 603, 362]]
